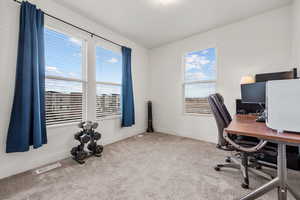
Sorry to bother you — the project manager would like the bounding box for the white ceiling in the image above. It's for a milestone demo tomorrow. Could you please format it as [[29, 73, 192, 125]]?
[[53, 0, 292, 48]]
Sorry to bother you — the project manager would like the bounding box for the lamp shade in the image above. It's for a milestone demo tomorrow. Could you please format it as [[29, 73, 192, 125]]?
[[241, 75, 255, 84]]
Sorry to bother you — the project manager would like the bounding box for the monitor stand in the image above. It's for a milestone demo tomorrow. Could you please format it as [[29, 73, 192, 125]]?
[[256, 109, 266, 123], [256, 115, 266, 123]]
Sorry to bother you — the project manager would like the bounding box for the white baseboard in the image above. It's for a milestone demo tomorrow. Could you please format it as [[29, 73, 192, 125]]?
[[156, 127, 217, 144], [102, 129, 145, 145]]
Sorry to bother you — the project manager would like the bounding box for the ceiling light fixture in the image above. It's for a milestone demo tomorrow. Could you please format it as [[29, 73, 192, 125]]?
[[157, 0, 178, 6]]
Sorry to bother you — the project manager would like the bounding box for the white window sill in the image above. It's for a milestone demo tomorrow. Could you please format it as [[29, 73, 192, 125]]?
[[46, 115, 122, 129]]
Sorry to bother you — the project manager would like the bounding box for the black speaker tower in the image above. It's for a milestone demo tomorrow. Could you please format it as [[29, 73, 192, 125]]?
[[147, 101, 154, 132]]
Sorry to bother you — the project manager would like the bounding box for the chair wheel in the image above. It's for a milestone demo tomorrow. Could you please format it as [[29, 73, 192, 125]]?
[[241, 183, 249, 189], [214, 166, 221, 171]]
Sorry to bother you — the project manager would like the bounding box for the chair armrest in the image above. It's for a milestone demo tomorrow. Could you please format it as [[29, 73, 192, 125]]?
[[223, 130, 268, 153]]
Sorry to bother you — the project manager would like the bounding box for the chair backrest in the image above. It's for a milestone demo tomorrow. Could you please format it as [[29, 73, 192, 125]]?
[[208, 93, 232, 147]]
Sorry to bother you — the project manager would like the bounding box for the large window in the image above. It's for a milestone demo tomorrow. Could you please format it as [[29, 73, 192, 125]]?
[[95, 46, 122, 118], [44, 27, 85, 125], [183, 48, 216, 114]]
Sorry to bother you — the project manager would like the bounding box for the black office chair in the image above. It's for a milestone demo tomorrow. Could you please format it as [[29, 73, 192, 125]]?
[[208, 93, 276, 189]]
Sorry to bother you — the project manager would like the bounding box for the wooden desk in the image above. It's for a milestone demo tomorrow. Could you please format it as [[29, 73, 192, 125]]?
[[225, 115, 300, 200], [226, 115, 300, 145]]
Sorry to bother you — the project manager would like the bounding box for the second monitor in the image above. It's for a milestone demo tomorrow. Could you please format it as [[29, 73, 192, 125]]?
[[241, 82, 266, 122], [241, 82, 266, 105]]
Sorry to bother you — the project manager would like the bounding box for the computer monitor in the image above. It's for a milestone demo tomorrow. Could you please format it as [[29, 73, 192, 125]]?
[[241, 82, 266, 104]]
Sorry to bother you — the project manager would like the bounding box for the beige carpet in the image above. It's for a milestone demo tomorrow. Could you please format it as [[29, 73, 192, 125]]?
[[0, 133, 299, 200]]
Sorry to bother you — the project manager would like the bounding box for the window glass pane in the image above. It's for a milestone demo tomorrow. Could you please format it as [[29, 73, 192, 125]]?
[[96, 46, 122, 84], [184, 48, 216, 81], [45, 28, 82, 79], [96, 84, 121, 118], [45, 79, 83, 125], [184, 82, 215, 114], [184, 82, 216, 98]]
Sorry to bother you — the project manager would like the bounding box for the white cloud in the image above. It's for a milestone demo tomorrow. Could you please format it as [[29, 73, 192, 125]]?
[[72, 52, 82, 57], [107, 57, 118, 64], [69, 37, 82, 46], [201, 49, 209, 54], [185, 63, 198, 71], [46, 79, 82, 93], [68, 72, 78, 78], [96, 85, 120, 95], [46, 66, 62, 74], [186, 72, 207, 81], [185, 54, 210, 71]]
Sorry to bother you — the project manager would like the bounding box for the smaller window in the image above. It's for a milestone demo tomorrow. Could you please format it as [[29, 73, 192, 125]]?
[[183, 48, 216, 115], [96, 46, 122, 118]]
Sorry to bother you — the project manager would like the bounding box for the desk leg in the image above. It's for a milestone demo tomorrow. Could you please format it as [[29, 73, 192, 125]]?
[[277, 143, 287, 200], [239, 178, 279, 200], [239, 143, 289, 200]]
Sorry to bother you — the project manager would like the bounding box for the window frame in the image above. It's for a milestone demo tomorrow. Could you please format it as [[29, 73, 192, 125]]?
[[182, 47, 217, 117], [44, 25, 88, 127], [94, 40, 122, 120]]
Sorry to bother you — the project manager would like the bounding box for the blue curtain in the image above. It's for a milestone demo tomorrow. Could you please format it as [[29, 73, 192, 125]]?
[[6, 2, 47, 153], [121, 47, 135, 127]]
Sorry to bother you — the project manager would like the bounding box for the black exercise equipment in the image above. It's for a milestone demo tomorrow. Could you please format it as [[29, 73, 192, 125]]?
[[71, 121, 104, 164]]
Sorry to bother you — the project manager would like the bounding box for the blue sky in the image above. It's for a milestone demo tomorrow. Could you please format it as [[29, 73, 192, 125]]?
[[45, 28, 122, 94], [96, 46, 122, 84], [184, 48, 216, 98], [44, 28, 216, 97], [45, 28, 82, 80], [184, 48, 216, 82]]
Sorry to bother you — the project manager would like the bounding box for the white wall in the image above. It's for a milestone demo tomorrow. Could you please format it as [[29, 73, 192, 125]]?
[[149, 6, 292, 143], [292, 0, 300, 64], [0, 0, 149, 179]]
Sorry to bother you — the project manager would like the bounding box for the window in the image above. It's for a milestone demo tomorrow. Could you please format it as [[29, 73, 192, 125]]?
[[95, 46, 122, 118], [44, 27, 85, 126], [183, 48, 216, 114]]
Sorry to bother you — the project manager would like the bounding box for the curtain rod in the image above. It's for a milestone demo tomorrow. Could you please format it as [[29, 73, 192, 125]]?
[[13, 0, 125, 48]]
